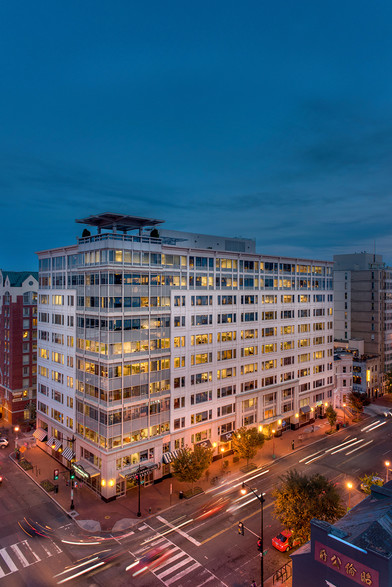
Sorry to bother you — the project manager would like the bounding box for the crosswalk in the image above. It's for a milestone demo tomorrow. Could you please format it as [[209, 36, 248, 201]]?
[[132, 533, 227, 586], [0, 539, 62, 579]]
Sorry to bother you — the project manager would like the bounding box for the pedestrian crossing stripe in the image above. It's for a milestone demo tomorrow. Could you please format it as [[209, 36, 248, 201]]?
[[133, 529, 228, 586], [0, 539, 62, 579]]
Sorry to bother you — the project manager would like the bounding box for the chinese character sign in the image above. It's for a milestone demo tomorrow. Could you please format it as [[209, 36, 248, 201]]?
[[315, 541, 379, 587]]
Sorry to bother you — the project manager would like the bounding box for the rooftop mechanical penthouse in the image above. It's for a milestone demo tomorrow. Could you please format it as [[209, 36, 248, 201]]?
[[36, 213, 334, 500]]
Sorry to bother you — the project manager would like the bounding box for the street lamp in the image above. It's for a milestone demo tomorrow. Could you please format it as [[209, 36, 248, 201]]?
[[272, 429, 276, 459], [241, 481, 265, 587], [385, 461, 390, 483], [14, 426, 19, 451], [343, 403, 346, 427], [137, 464, 142, 517], [347, 481, 353, 510]]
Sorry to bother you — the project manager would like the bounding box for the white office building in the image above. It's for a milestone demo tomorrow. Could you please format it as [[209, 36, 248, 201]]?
[[36, 213, 334, 500]]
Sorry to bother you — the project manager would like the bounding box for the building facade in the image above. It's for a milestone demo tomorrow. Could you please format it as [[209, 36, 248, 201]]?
[[334, 252, 392, 382], [36, 214, 334, 500], [0, 270, 38, 426]]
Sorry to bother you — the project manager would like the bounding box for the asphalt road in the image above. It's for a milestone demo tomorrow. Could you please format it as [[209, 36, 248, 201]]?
[[2, 415, 392, 586]]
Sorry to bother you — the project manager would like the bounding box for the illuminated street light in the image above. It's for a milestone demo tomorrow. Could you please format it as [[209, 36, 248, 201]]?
[[241, 482, 265, 587], [14, 426, 19, 451], [343, 403, 346, 427], [347, 481, 353, 510], [272, 429, 276, 459], [385, 461, 390, 483]]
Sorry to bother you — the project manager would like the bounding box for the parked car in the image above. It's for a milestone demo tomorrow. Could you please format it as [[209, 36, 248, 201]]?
[[272, 530, 300, 552], [0, 438, 9, 449]]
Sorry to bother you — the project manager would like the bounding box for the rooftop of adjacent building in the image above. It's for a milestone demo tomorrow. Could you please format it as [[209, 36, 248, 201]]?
[[334, 251, 390, 271], [0, 270, 38, 288], [317, 482, 392, 557]]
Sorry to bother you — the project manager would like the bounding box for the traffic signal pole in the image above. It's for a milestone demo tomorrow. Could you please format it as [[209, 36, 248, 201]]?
[[70, 479, 74, 510], [137, 464, 142, 517]]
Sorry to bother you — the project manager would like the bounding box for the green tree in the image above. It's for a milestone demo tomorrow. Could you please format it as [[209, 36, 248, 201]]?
[[325, 405, 337, 431], [231, 427, 264, 466], [384, 371, 392, 394], [359, 473, 383, 494], [273, 470, 345, 544], [171, 445, 213, 495], [347, 391, 367, 418]]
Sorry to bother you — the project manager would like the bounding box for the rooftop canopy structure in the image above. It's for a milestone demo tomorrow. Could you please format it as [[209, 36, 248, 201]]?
[[76, 213, 164, 234]]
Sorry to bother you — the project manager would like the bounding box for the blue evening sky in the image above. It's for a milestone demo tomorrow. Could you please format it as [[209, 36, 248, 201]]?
[[1, 1, 392, 270]]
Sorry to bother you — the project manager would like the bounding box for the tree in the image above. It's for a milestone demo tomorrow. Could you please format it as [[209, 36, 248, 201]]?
[[325, 405, 337, 431], [81, 228, 91, 237], [384, 371, 392, 394], [273, 470, 345, 544], [150, 228, 160, 238], [359, 473, 383, 494], [347, 391, 367, 418], [231, 427, 264, 466], [171, 445, 213, 495]]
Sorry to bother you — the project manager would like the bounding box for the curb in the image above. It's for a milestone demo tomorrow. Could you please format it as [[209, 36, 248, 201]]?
[[9, 453, 76, 522]]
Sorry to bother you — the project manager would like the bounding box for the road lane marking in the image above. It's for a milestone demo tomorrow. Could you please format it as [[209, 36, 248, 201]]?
[[165, 561, 200, 585], [156, 515, 201, 546], [11, 543, 31, 567], [0, 547, 18, 573], [23, 541, 41, 562], [157, 556, 189, 579]]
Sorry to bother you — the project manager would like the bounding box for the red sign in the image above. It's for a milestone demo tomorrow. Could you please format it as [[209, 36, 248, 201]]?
[[315, 541, 379, 587]]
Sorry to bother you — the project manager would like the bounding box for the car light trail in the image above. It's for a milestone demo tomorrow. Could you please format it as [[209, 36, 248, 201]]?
[[330, 439, 364, 454], [364, 421, 387, 433], [125, 560, 139, 571], [140, 518, 194, 545], [324, 438, 357, 453], [303, 453, 326, 465], [298, 450, 324, 463], [345, 440, 373, 455]]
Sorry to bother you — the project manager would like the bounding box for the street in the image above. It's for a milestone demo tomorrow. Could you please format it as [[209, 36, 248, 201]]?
[[1, 415, 391, 586]]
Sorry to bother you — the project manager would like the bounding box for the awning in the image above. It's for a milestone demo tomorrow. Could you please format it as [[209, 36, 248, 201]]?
[[33, 428, 47, 442], [195, 439, 212, 449], [72, 460, 100, 479], [46, 436, 62, 451], [162, 449, 185, 464], [220, 431, 234, 443], [119, 462, 159, 480], [62, 447, 75, 461], [300, 405, 311, 414]]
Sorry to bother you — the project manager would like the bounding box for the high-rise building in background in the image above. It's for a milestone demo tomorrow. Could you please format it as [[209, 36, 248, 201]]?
[[333, 252, 392, 396], [0, 270, 38, 426], [36, 213, 334, 500]]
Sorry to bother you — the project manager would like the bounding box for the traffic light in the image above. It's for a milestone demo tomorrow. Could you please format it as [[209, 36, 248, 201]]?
[[54, 469, 59, 481], [70, 470, 75, 480], [257, 539, 263, 552], [238, 522, 244, 536]]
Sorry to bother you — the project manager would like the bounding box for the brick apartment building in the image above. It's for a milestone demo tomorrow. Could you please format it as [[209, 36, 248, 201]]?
[[0, 270, 38, 426]]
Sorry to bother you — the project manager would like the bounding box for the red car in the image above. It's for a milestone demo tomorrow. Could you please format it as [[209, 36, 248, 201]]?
[[272, 530, 300, 552]]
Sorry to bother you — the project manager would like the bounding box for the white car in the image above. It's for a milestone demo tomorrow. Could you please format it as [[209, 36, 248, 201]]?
[[0, 438, 9, 449]]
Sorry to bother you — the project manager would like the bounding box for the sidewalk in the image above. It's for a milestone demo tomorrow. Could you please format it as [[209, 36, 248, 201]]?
[[2, 406, 364, 535]]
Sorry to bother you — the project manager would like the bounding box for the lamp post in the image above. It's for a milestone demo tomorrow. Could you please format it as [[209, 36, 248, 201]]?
[[347, 481, 353, 510], [272, 429, 276, 459], [241, 481, 265, 586], [137, 464, 142, 517], [14, 426, 19, 451], [385, 461, 390, 484]]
